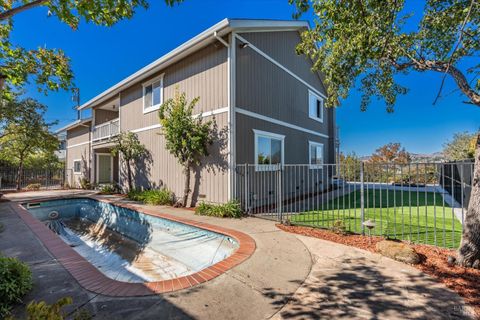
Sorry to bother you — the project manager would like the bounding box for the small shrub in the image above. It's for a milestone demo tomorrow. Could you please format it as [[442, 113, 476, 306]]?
[[25, 184, 41, 191], [22, 297, 92, 320], [126, 188, 145, 202], [330, 220, 347, 235], [0, 256, 33, 317], [98, 184, 120, 195], [127, 188, 175, 206], [79, 178, 92, 190], [195, 201, 243, 218], [142, 188, 175, 206]]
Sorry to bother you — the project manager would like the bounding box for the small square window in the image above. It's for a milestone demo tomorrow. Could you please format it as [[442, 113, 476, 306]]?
[[73, 160, 81, 174], [309, 90, 324, 123], [143, 74, 164, 113], [309, 142, 324, 169]]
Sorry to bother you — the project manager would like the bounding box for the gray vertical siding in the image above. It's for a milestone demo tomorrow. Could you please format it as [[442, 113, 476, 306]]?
[[120, 44, 228, 132], [119, 112, 229, 204], [235, 30, 335, 166], [94, 109, 119, 126]]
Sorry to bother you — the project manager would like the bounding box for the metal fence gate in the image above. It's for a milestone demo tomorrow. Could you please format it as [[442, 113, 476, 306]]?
[[0, 168, 70, 191], [235, 162, 475, 248]]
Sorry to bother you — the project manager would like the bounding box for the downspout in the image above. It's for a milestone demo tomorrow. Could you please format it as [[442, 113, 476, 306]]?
[[213, 30, 234, 202]]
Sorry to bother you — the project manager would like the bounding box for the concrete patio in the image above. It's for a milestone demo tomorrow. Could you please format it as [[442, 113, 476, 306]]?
[[0, 190, 474, 319]]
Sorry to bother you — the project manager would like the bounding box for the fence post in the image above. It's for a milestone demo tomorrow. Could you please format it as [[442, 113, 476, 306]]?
[[244, 164, 248, 213], [278, 163, 283, 222], [360, 161, 365, 235]]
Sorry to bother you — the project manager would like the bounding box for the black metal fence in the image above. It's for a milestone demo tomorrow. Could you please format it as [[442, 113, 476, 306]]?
[[0, 168, 70, 191], [235, 162, 475, 248], [439, 160, 474, 210]]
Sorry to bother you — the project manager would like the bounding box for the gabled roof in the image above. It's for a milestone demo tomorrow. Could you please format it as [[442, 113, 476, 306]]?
[[77, 18, 310, 111], [55, 117, 92, 134]]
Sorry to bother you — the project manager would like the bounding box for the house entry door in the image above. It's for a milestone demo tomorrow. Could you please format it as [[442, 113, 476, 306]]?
[[97, 154, 112, 183]]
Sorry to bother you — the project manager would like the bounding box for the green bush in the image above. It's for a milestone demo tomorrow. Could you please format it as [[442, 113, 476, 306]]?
[[98, 184, 120, 195], [25, 184, 41, 191], [79, 178, 92, 190], [0, 256, 33, 317], [142, 189, 175, 205], [195, 201, 243, 218], [127, 188, 175, 206], [21, 297, 92, 320]]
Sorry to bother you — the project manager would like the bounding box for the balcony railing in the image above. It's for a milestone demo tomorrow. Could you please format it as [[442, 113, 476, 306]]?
[[92, 118, 119, 142]]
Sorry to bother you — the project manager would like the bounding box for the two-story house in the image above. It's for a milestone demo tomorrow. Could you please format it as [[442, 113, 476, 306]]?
[[59, 19, 336, 205]]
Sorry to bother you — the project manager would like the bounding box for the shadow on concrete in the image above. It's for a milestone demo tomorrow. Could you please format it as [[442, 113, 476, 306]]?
[[264, 256, 469, 319]]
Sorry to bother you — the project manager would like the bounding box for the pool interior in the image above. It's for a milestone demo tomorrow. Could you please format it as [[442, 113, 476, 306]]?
[[24, 198, 239, 283]]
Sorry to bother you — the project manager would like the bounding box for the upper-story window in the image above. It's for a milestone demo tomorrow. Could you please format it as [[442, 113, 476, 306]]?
[[143, 74, 164, 114], [309, 141, 324, 169], [254, 129, 285, 171], [308, 90, 324, 123]]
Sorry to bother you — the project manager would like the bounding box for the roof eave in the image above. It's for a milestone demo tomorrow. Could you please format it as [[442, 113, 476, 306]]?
[[77, 19, 310, 111]]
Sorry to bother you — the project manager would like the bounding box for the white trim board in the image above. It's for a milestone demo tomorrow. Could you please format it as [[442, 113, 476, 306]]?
[[67, 141, 90, 149], [234, 33, 327, 100], [236, 108, 329, 139], [130, 107, 229, 134]]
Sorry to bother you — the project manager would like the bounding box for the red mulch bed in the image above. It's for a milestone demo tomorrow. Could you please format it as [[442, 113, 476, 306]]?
[[277, 224, 480, 318]]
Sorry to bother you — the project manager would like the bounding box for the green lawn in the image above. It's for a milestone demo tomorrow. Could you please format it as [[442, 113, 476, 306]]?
[[290, 189, 463, 248]]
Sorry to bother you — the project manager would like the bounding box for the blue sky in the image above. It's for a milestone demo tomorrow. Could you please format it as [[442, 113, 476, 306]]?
[[11, 0, 480, 156]]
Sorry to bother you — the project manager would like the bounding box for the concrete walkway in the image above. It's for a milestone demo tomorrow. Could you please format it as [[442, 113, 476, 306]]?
[[274, 235, 474, 319], [1, 190, 474, 319]]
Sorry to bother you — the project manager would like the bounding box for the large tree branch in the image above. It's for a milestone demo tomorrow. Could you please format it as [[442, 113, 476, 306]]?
[[0, 0, 48, 21], [392, 59, 480, 107]]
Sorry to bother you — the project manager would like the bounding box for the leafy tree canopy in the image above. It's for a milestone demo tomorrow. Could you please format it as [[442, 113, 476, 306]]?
[[0, 0, 183, 100], [369, 142, 411, 164], [443, 131, 478, 160], [289, 0, 480, 111]]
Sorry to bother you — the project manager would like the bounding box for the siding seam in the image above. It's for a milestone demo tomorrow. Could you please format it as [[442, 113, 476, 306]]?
[[236, 107, 329, 139], [234, 34, 327, 100]]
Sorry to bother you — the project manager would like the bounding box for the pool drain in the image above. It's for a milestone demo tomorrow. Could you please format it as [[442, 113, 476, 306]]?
[[48, 211, 60, 219]]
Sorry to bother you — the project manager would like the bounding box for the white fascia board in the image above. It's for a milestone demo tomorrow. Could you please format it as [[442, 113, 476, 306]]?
[[55, 118, 92, 134], [78, 19, 232, 111]]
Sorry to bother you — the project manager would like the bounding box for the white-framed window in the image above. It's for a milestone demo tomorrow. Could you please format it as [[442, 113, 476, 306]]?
[[143, 74, 164, 114], [308, 90, 324, 123], [73, 159, 82, 174], [254, 129, 285, 171], [309, 141, 324, 169]]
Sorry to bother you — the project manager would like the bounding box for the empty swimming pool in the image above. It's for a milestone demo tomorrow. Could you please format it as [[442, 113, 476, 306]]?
[[25, 198, 239, 283]]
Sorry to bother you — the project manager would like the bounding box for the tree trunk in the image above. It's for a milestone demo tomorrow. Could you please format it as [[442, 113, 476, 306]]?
[[126, 159, 133, 192], [456, 134, 480, 268], [16, 162, 23, 191], [182, 165, 191, 207]]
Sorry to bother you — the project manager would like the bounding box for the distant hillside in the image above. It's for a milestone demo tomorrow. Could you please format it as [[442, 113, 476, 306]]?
[[359, 152, 445, 162]]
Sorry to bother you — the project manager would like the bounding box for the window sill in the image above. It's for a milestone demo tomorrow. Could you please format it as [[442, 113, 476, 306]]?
[[308, 115, 324, 123], [309, 165, 324, 170], [143, 105, 161, 115]]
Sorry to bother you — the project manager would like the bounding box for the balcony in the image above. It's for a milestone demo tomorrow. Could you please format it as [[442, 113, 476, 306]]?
[[92, 118, 119, 142]]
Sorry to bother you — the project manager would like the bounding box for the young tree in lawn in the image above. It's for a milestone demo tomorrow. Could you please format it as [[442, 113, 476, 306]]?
[[0, 99, 58, 189], [158, 90, 215, 207], [443, 131, 478, 160], [0, 0, 182, 101], [290, 0, 480, 267], [111, 132, 148, 192]]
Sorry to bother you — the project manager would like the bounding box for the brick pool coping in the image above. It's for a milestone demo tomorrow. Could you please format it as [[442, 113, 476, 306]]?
[[11, 196, 256, 297]]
